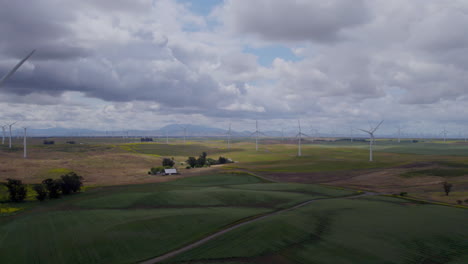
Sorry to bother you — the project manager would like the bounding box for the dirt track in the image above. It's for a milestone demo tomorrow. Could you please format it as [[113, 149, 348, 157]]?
[[140, 192, 375, 264]]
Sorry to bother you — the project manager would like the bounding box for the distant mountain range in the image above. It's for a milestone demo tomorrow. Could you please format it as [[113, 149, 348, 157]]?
[[15, 124, 424, 139]]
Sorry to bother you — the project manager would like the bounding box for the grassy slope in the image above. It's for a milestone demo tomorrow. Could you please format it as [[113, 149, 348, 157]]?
[[0, 173, 354, 264], [170, 196, 468, 264]]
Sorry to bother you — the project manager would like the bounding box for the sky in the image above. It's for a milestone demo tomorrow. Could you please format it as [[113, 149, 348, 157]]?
[[1, 0, 468, 137]]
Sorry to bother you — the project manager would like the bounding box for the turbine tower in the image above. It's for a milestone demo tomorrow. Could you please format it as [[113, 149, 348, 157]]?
[[1, 125, 6, 144], [296, 120, 310, 157], [396, 124, 403, 143], [23, 127, 27, 158], [226, 123, 232, 150], [359, 120, 384, 162], [441, 127, 448, 143], [251, 120, 265, 151], [6, 122, 17, 149], [0, 50, 36, 87]]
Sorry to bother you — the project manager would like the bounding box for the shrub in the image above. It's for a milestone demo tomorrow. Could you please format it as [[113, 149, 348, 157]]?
[[465, 199, 468, 204], [162, 158, 175, 167], [206, 158, 218, 166], [42, 178, 63, 199], [187, 157, 197, 168], [442, 182, 453, 196], [60, 172, 83, 194], [218, 156, 227, 164], [456, 200, 462, 205], [33, 184, 48, 201], [186, 166, 191, 169], [399, 192, 408, 196], [149, 166, 165, 175], [4, 178, 27, 202]]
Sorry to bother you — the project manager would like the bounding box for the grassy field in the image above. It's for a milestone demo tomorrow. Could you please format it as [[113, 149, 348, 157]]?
[[0, 173, 357, 264], [1, 137, 468, 204], [169, 195, 468, 264]]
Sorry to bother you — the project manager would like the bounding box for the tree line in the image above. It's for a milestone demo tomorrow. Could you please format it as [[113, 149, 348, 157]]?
[[3, 172, 84, 202]]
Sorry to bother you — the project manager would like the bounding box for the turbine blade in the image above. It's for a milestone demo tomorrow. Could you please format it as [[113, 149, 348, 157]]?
[[0, 50, 35, 87], [371, 120, 384, 133], [358, 128, 372, 134]]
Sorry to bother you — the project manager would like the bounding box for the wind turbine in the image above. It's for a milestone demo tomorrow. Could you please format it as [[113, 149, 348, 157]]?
[[6, 122, 17, 149], [251, 120, 266, 151], [23, 127, 27, 158], [0, 50, 36, 87], [1, 125, 6, 144], [359, 120, 384, 162], [180, 125, 188, 144], [225, 123, 232, 150], [441, 127, 448, 143], [396, 124, 403, 143], [296, 120, 310, 156]]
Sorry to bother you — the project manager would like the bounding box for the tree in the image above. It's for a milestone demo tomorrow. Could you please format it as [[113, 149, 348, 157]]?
[[187, 157, 197, 168], [443, 182, 453, 196], [60, 172, 83, 194], [162, 158, 175, 167], [4, 178, 27, 202], [42, 178, 63, 199], [218, 156, 227, 164], [33, 184, 47, 201]]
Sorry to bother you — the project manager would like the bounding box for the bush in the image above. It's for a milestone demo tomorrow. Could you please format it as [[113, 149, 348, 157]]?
[[4, 178, 27, 202], [186, 166, 191, 169], [187, 157, 197, 168], [162, 158, 175, 167], [218, 157, 227, 164], [399, 192, 408, 196], [456, 200, 462, 205], [43, 140, 55, 145], [33, 184, 48, 201], [206, 158, 218, 166], [443, 182, 453, 196], [60, 172, 83, 194], [42, 178, 63, 199], [465, 199, 468, 204], [149, 166, 165, 175]]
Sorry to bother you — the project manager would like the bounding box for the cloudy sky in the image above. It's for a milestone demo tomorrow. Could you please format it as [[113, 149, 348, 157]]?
[[1, 0, 468, 136]]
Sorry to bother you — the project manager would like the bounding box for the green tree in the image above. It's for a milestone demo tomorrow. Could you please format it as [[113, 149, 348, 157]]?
[[443, 182, 453, 196], [4, 178, 27, 202], [187, 157, 197, 168], [42, 178, 63, 199], [218, 156, 227, 164], [162, 158, 175, 167], [33, 184, 47, 201], [60, 172, 83, 194]]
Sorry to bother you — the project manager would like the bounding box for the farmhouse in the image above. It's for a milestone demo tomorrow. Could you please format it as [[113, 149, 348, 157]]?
[[164, 168, 178, 175]]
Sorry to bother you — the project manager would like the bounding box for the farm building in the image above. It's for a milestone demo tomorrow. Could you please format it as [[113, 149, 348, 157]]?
[[164, 168, 178, 175]]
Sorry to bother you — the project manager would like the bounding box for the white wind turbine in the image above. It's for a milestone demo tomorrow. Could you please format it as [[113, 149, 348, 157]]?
[[441, 127, 448, 143], [22, 127, 27, 158], [225, 123, 232, 150], [1, 125, 6, 144], [251, 120, 266, 151], [0, 50, 36, 87], [359, 120, 384, 162], [396, 124, 403, 143], [296, 120, 310, 156], [6, 121, 17, 149]]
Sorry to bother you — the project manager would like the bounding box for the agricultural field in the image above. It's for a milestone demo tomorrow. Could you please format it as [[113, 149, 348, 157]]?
[[0, 173, 356, 264], [1, 137, 468, 204], [1, 137, 467, 263]]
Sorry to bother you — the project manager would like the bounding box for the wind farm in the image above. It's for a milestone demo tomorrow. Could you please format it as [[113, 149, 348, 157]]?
[[1, 1, 468, 264]]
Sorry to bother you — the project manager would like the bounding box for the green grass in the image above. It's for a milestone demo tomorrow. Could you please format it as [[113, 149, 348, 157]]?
[[164, 173, 265, 186], [0, 207, 268, 264], [401, 168, 468, 178], [170, 196, 468, 264], [1, 173, 357, 263]]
